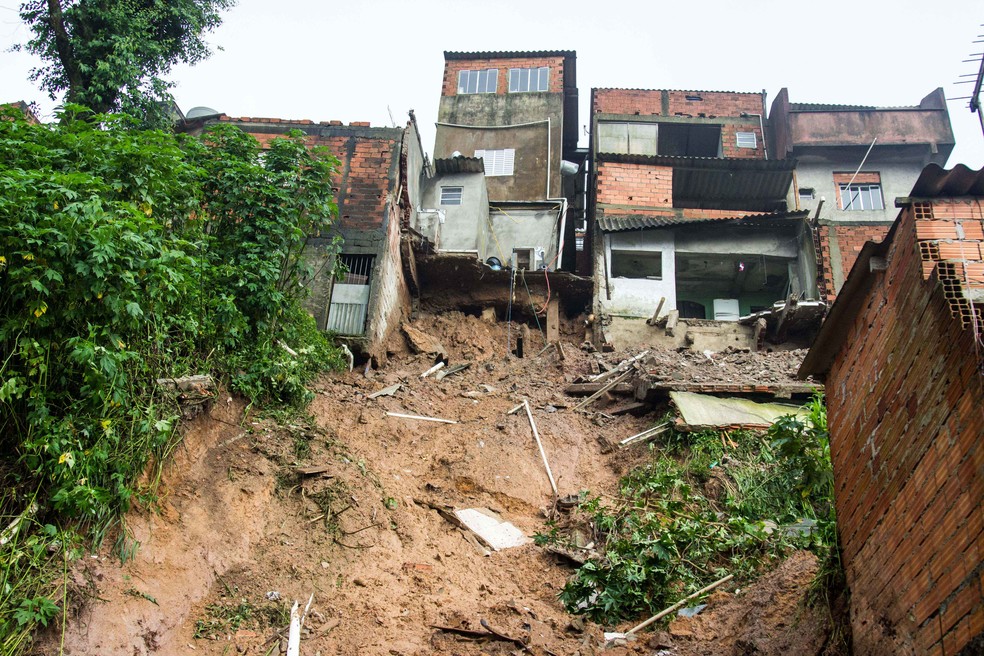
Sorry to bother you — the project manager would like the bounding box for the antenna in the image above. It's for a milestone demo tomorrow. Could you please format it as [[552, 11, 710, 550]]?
[[387, 105, 397, 128]]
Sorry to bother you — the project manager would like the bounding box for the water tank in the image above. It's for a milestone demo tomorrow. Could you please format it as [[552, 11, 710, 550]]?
[[712, 299, 740, 322]]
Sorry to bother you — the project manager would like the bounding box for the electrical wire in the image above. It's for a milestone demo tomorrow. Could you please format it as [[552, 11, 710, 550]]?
[[520, 269, 545, 339]]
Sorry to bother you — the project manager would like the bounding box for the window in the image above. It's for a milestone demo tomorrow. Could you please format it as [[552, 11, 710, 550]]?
[[474, 148, 515, 176], [598, 121, 721, 157], [799, 187, 815, 201], [611, 250, 662, 279], [457, 69, 497, 94], [736, 131, 757, 149], [839, 184, 884, 211], [440, 186, 462, 205], [658, 123, 721, 157], [597, 122, 658, 155], [508, 67, 549, 93]]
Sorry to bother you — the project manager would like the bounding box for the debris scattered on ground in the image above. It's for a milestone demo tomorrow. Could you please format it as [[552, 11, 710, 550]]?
[[453, 508, 530, 551]]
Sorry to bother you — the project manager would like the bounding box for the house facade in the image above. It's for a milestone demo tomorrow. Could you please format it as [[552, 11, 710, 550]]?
[[588, 88, 816, 347], [180, 112, 427, 362], [799, 165, 983, 656], [770, 88, 955, 300]]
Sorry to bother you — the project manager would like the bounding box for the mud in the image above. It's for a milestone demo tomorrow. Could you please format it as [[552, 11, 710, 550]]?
[[35, 312, 839, 656]]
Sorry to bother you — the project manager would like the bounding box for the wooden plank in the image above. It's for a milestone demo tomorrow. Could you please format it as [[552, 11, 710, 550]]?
[[546, 297, 560, 343], [647, 297, 666, 326], [564, 382, 634, 396]]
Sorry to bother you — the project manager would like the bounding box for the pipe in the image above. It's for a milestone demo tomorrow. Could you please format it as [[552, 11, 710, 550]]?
[[839, 138, 878, 208], [741, 112, 768, 160]]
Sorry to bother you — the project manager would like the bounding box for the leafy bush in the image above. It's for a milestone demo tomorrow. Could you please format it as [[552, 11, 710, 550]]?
[[553, 395, 835, 625], [0, 107, 345, 644]]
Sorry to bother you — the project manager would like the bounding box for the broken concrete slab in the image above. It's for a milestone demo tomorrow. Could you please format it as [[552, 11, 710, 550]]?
[[401, 323, 448, 361], [670, 391, 808, 431], [452, 508, 530, 551], [367, 383, 401, 399]]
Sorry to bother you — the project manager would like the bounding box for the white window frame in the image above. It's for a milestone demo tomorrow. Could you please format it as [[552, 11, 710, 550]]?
[[457, 69, 497, 95], [597, 121, 658, 156], [508, 67, 549, 93], [736, 131, 757, 149], [440, 186, 463, 205], [839, 183, 884, 211], [474, 148, 515, 176]]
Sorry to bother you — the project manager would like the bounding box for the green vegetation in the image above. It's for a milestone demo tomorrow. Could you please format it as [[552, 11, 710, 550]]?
[[543, 396, 835, 626], [0, 106, 344, 648], [17, 0, 234, 126]]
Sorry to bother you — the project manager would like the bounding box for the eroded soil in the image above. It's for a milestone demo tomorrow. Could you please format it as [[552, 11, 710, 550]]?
[[37, 312, 839, 656]]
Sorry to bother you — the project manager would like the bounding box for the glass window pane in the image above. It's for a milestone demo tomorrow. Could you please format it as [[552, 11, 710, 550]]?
[[509, 69, 519, 92], [487, 69, 497, 92], [871, 186, 883, 210], [458, 71, 468, 94], [538, 67, 549, 91]]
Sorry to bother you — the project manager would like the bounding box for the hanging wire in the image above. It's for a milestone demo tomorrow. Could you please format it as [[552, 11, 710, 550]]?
[[507, 267, 516, 354], [520, 269, 546, 340]]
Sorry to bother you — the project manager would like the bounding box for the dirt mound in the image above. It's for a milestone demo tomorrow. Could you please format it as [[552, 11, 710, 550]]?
[[39, 314, 837, 656]]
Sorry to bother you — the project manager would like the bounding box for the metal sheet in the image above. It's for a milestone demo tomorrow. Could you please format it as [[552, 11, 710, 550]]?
[[670, 391, 808, 429]]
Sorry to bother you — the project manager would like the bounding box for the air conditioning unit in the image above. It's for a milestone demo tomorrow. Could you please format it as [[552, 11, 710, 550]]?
[[712, 298, 740, 322], [512, 248, 542, 271]]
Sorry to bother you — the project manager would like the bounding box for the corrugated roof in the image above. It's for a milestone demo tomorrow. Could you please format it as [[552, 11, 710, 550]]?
[[598, 210, 808, 232], [908, 163, 984, 198], [788, 102, 878, 112], [596, 153, 795, 171], [597, 153, 795, 211], [444, 50, 575, 60], [434, 157, 486, 174]]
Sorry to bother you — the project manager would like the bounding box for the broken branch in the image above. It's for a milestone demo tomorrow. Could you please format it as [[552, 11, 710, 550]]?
[[626, 573, 733, 635], [386, 412, 457, 424], [523, 400, 558, 497]]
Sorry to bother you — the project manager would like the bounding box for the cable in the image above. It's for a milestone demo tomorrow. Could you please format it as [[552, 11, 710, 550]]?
[[521, 269, 545, 339]]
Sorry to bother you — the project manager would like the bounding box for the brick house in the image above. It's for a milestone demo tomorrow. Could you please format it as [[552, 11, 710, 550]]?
[[588, 88, 817, 347], [770, 88, 954, 301], [180, 110, 428, 361], [799, 165, 984, 656]]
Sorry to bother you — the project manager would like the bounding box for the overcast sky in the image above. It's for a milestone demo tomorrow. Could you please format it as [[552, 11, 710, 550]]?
[[2, 0, 982, 168]]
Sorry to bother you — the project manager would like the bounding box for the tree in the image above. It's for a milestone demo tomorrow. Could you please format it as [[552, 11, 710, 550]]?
[[17, 0, 234, 120]]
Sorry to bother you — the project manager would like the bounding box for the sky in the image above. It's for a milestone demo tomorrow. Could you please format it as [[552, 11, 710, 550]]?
[[1, 0, 982, 169]]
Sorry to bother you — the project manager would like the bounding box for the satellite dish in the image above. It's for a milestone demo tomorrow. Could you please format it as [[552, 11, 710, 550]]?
[[186, 106, 220, 119]]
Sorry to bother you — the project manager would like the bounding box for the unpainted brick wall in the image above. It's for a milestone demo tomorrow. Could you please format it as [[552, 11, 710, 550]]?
[[592, 90, 766, 159], [592, 89, 764, 117], [596, 162, 673, 207], [818, 224, 893, 301], [441, 56, 565, 97], [826, 199, 984, 656], [216, 116, 399, 232]]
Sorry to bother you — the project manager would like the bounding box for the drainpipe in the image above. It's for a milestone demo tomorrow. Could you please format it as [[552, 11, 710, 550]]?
[[741, 112, 768, 160]]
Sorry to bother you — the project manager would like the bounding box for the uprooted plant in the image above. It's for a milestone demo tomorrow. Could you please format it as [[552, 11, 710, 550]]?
[[542, 395, 836, 627]]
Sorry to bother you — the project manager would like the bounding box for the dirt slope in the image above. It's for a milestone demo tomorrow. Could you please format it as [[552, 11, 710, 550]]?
[[37, 312, 837, 656]]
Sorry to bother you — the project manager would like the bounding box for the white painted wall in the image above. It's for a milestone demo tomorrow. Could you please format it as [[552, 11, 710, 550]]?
[[601, 231, 676, 317]]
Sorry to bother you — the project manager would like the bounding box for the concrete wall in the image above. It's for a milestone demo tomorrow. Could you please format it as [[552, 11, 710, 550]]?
[[364, 201, 412, 361], [598, 231, 676, 317], [419, 171, 489, 253], [823, 199, 984, 656], [486, 206, 560, 267], [435, 92, 563, 201], [796, 159, 924, 226]]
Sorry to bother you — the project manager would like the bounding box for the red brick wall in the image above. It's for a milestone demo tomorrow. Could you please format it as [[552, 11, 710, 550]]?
[[720, 124, 765, 159], [826, 199, 984, 656], [441, 56, 565, 97], [817, 224, 893, 301], [217, 117, 400, 233], [592, 89, 764, 118], [596, 162, 673, 207]]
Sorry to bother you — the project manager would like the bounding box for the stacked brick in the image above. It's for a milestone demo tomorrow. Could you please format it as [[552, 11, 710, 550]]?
[[441, 56, 566, 97], [596, 162, 673, 207], [592, 89, 763, 118], [817, 224, 894, 300], [215, 116, 400, 233], [825, 199, 983, 655]]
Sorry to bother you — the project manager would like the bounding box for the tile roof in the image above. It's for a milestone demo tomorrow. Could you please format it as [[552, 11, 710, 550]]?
[[597, 210, 809, 232]]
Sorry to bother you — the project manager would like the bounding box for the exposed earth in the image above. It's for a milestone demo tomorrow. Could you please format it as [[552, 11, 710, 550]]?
[[35, 312, 841, 656]]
